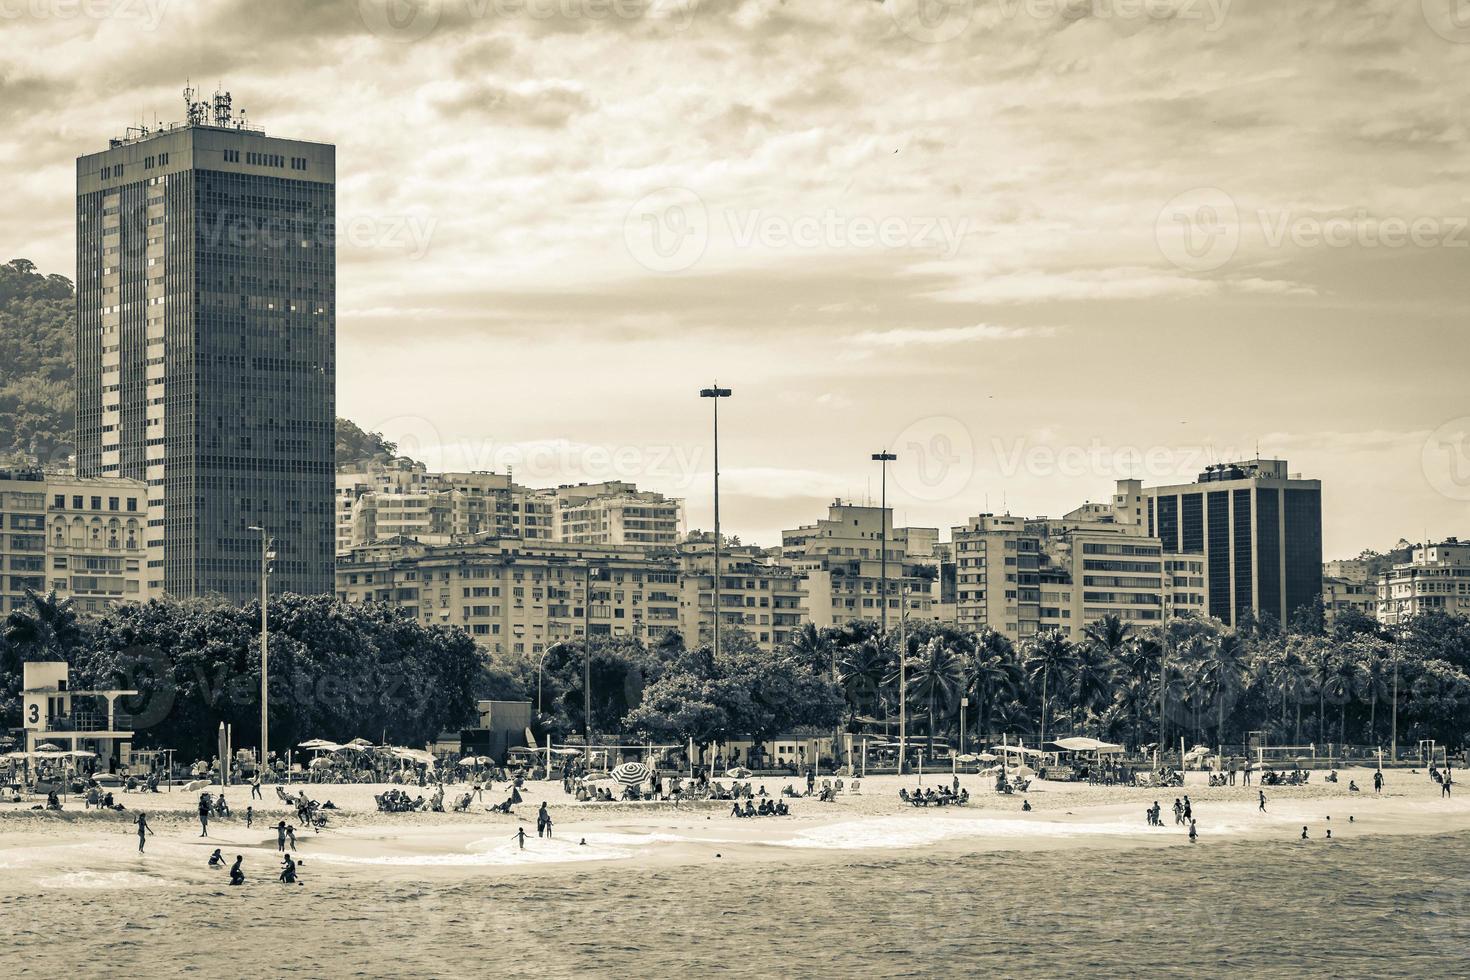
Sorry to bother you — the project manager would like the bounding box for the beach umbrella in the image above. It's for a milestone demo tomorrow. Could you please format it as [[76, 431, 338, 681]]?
[[67, 750, 95, 759], [347, 737, 374, 747], [610, 762, 651, 787], [954, 754, 981, 764], [724, 766, 752, 779], [298, 739, 341, 751], [33, 742, 65, 752]]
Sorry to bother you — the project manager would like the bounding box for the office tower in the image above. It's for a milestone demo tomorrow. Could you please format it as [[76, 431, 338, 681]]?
[[75, 90, 335, 600], [1129, 460, 1323, 627]]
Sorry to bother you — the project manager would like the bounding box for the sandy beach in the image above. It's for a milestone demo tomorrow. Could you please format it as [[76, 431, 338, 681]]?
[[3, 765, 1465, 889]]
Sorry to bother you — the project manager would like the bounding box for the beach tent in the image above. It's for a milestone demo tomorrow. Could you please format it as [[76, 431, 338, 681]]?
[[1052, 737, 1124, 754], [994, 744, 1042, 757]]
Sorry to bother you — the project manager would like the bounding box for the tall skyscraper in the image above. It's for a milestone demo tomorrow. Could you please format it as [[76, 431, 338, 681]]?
[[1125, 459, 1323, 628], [76, 90, 335, 601]]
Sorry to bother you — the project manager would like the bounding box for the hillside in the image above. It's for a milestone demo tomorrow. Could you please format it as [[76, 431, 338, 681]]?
[[0, 258, 401, 469]]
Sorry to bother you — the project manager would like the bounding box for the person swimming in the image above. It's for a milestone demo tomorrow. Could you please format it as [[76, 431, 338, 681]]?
[[1301, 826, 1309, 839]]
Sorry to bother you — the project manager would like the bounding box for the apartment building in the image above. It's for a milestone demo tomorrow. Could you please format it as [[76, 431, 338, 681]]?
[[778, 501, 936, 628], [1376, 539, 1470, 625], [336, 538, 682, 657], [677, 536, 806, 653], [1, 468, 153, 614], [550, 482, 683, 548]]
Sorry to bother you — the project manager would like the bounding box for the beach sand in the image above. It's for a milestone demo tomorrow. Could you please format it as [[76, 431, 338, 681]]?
[[2, 766, 1465, 889]]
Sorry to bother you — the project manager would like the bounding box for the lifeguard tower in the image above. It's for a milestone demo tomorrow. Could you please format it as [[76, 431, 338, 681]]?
[[21, 662, 137, 772]]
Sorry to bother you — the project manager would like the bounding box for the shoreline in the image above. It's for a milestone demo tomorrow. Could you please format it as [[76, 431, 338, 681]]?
[[2, 765, 1465, 887]]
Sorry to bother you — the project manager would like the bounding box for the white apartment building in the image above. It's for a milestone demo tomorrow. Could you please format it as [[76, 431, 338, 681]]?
[[336, 464, 675, 554], [678, 536, 807, 653], [778, 501, 936, 628], [1376, 539, 1470, 625], [336, 538, 682, 657], [0, 468, 152, 615], [551, 482, 684, 548]]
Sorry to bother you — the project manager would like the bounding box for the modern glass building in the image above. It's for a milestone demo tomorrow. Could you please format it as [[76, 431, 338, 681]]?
[[1140, 460, 1322, 628], [75, 95, 335, 601]]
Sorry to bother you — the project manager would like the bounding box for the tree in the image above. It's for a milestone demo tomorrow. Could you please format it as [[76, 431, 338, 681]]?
[[907, 636, 965, 751], [965, 627, 1020, 742], [4, 589, 81, 663], [1068, 638, 1120, 736], [1196, 630, 1248, 746], [1022, 630, 1076, 745]]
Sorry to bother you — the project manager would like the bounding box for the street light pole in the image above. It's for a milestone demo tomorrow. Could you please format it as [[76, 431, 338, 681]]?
[[584, 562, 595, 759], [898, 580, 909, 777], [700, 385, 732, 662], [246, 525, 272, 772], [871, 452, 896, 634]]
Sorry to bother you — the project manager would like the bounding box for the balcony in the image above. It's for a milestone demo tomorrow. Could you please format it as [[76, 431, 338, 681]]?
[[45, 712, 133, 733]]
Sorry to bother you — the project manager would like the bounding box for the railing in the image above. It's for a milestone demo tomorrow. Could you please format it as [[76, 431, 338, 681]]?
[[45, 713, 133, 733]]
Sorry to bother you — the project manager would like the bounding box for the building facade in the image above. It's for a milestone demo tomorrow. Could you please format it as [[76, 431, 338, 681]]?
[[1376, 539, 1470, 625], [1128, 460, 1323, 628], [336, 538, 682, 657], [778, 501, 936, 628], [0, 468, 153, 614], [76, 94, 336, 601]]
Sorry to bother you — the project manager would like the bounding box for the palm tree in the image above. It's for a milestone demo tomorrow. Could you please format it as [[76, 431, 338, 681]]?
[[1354, 640, 1392, 745], [1118, 632, 1160, 748], [1068, 641, 1120, 736], [1084, 614, 1133, 664], [4, 589, 80, 662], [906, 637, 965, 753], [1196, 630, 1248, 747], [1022, 629, 1076, 745], [966, 627, 1020, 743], [838, 636, 890, 725]]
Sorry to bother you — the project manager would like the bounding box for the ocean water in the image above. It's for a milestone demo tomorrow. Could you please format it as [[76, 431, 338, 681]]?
[[4, 832, 1468, 978]]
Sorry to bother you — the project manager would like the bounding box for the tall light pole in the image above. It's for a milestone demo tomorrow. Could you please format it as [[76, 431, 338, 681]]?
[[898, 580, 910, 776], [871, 452, 896, 633], [1158, 591, 1173, 766], [700, 385, 732, 662], [584, 561, 596, 760], [246, 525, 273, 770]]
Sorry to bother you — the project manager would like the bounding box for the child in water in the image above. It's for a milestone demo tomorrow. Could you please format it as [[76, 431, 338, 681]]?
[[230, 855, 245, 886]]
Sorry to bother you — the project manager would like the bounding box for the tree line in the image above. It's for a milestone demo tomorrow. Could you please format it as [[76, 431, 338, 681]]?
[[5, 587, 1467, 762]]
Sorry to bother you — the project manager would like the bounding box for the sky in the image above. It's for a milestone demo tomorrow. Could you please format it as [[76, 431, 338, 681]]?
[[4, 0, 1470, 557]]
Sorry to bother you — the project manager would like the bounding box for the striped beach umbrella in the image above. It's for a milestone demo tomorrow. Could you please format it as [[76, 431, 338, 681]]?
[[610, 762, 651, 787]]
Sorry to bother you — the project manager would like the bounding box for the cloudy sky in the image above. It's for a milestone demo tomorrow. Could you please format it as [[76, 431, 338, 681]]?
[[5, 0, 1470, 557]]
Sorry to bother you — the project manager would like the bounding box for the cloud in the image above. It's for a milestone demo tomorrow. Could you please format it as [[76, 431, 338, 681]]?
[[854, 323, 1057, 348]]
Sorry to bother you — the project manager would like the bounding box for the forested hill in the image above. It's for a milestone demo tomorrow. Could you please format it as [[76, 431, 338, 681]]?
[[0, 258, 401, 469]]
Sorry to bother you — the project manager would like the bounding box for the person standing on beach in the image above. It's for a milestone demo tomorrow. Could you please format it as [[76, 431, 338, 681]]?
[[286, 825, 297, 851], [276, 820, 288, 852], [251, 771, 262, 801], [515, 827, 527, 850], [1183, 796, 1193, 821], [543, 810, 553, 838], [1259, 791, 1267, 812], [136, 812, 153, 853], [1188, 819, 1197, 842], [245, 805, 253, 829], [197, 793, 210, 837], [1443, 770, 1453, 798], [537, 802, 549, 838], [1373, 770, 1383, 794]]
